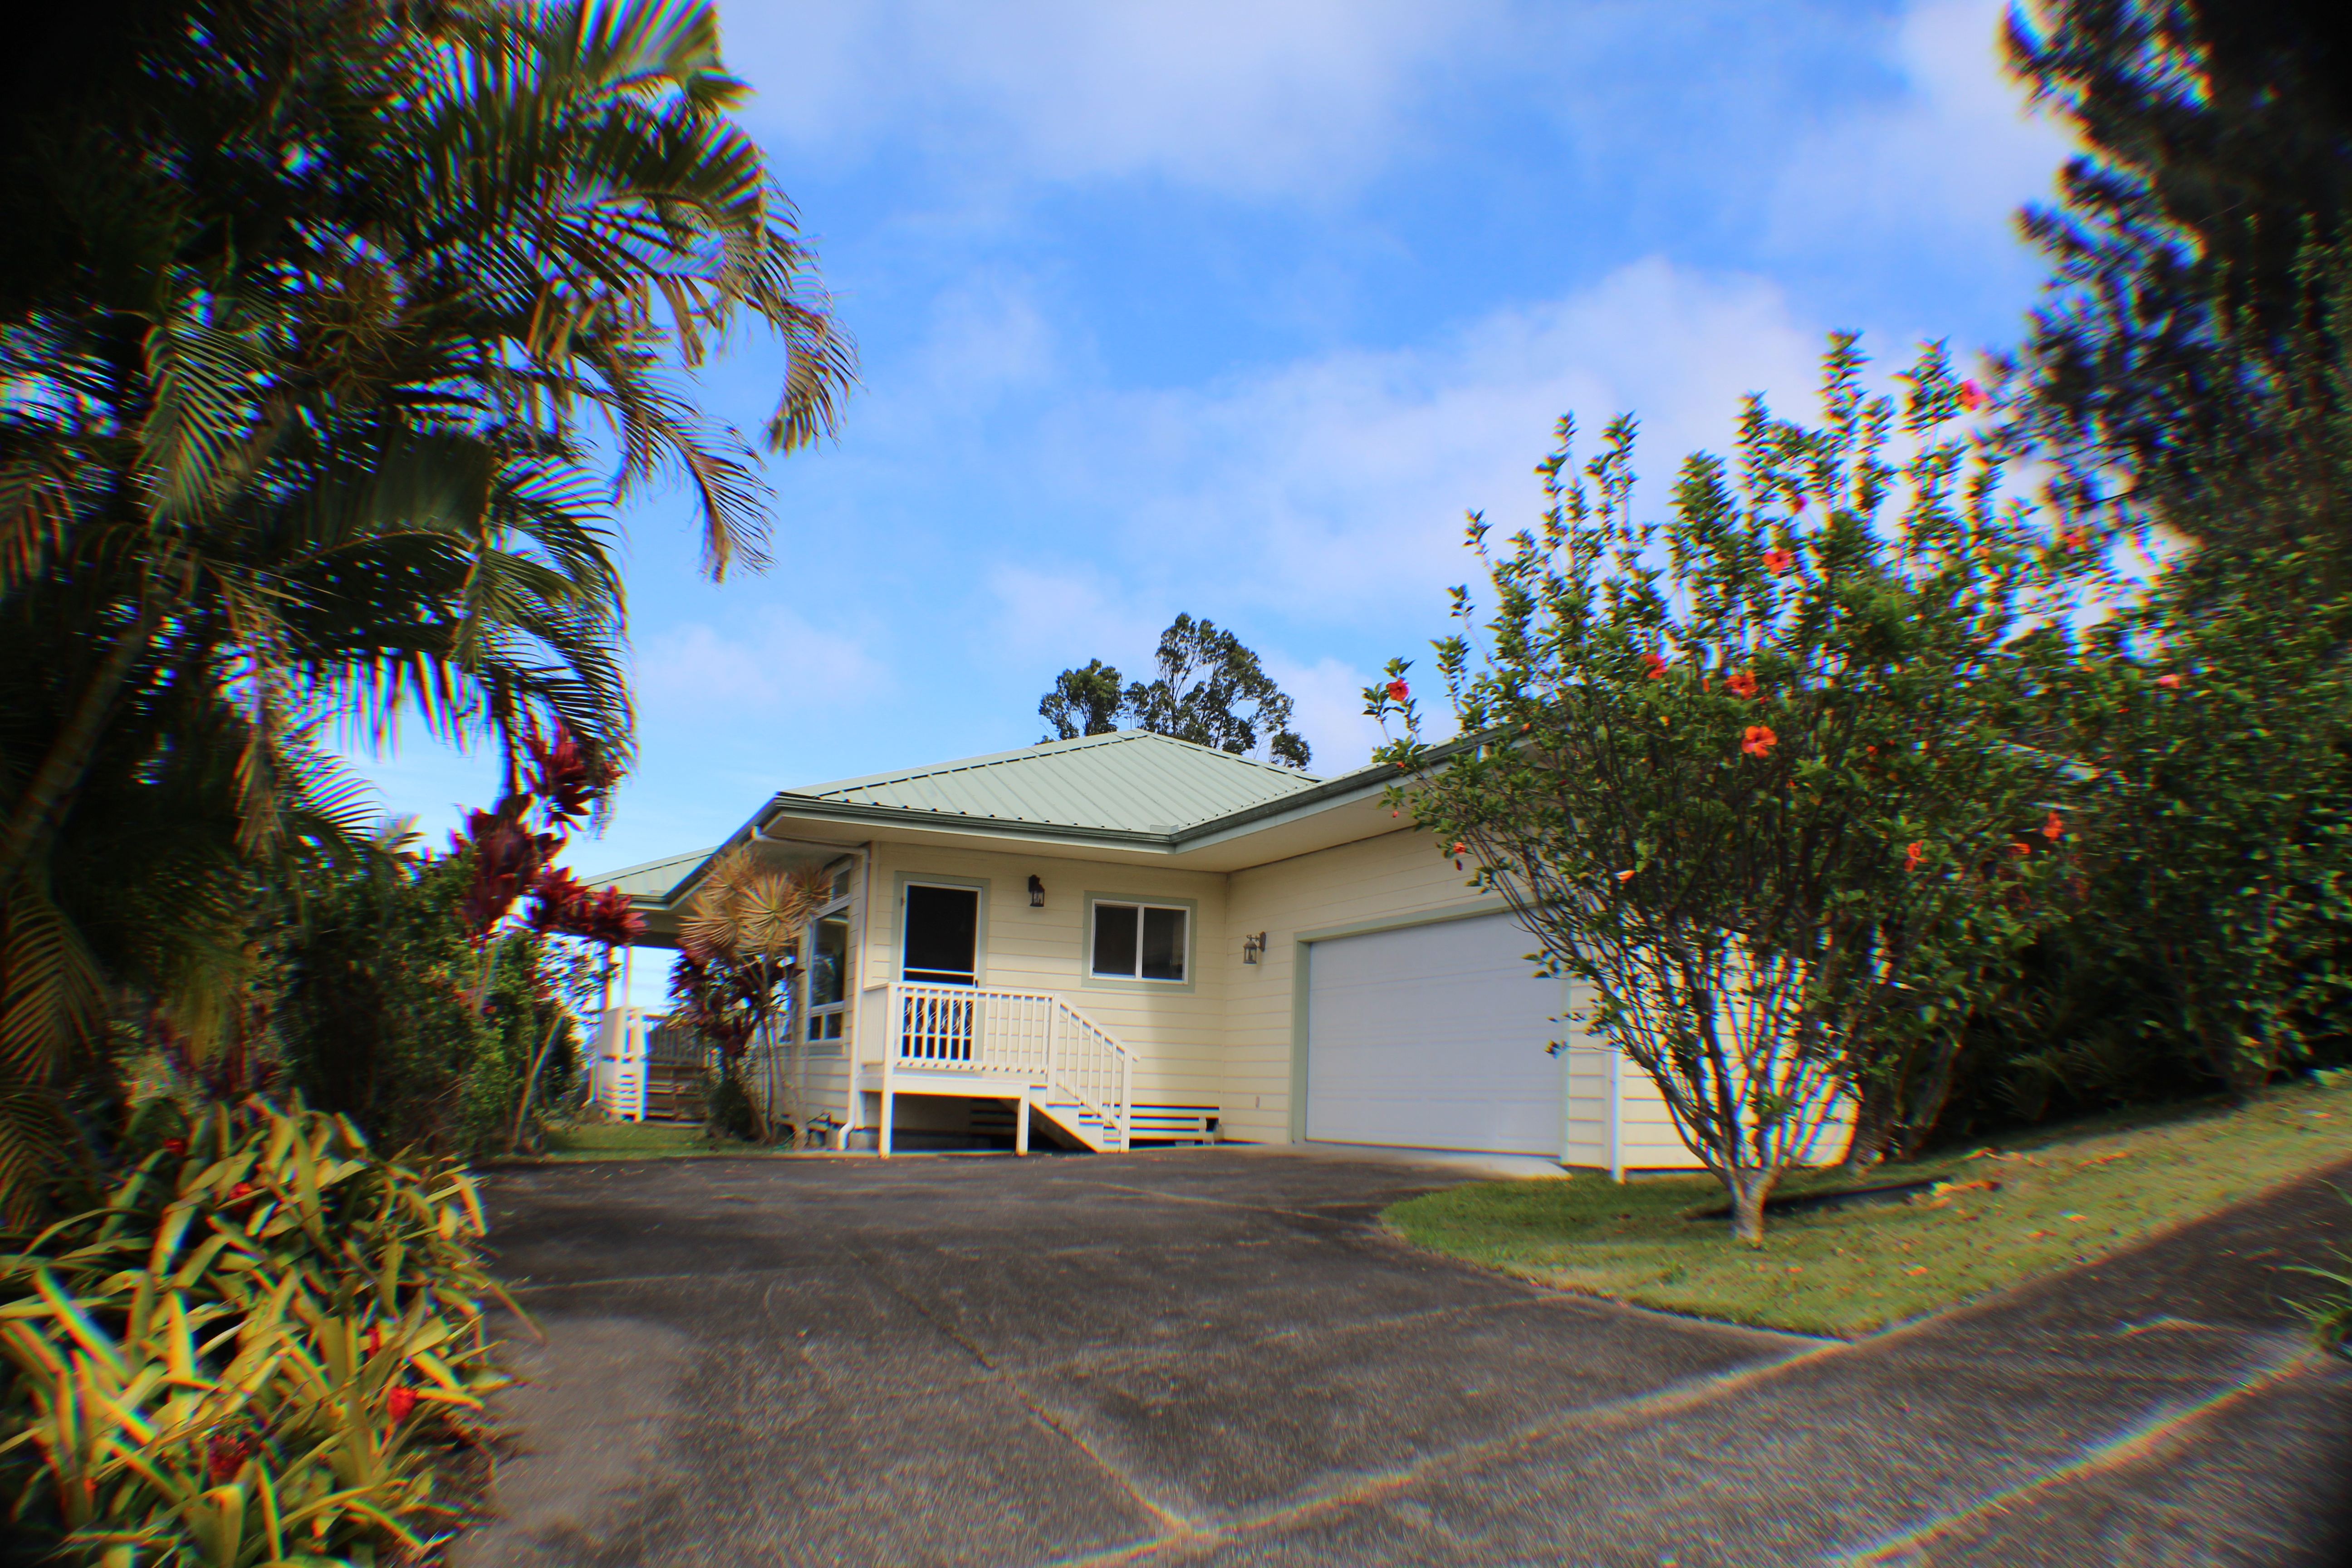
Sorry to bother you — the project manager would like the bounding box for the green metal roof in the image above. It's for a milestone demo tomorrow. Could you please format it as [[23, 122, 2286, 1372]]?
[[780, 730, 1323, 834], [583, 848, 714, 902]]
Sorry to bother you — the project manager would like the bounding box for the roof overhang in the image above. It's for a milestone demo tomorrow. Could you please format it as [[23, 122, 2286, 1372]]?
[[603, 733, 1488, 942], [735, 733, 1483, 873]]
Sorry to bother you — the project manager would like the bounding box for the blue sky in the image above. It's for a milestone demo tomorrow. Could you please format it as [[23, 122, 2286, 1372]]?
[[354, 0, 2074, 996]]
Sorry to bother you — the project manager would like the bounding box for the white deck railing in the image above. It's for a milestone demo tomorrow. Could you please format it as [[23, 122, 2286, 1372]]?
[[882, 982, 1133, 1153]]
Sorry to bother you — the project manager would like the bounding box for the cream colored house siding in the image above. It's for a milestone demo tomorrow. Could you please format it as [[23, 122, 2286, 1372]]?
[[1220, 824, 1502, 1145], [1560, 1032, 1710, 1174], [852, 841, 1230, 1107]]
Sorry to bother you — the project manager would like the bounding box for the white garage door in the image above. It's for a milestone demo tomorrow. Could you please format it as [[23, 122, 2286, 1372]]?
[[1305, 912, 1568, 1155]]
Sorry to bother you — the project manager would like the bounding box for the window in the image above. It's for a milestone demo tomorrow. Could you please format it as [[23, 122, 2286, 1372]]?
[[804, 908, 850, 1055], [1092, 901, 1187, 982], [803, 861, 858, 1057]]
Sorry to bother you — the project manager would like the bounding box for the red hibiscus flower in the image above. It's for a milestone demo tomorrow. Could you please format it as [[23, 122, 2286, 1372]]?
[[1904, 841, 1924, 872], [162, 1138, 186, 1156], [2061, 527, 2088, 550], [387, 1387, 418, 1423], [2155, 672, 2182, 689], [2042, 811, 2064, 842], [1643, 652, 1667, 680], [1763, 548, 1795, 575], [1726, 668, 1759, 700], [2009, 842, 2031, 858], [1615, 869, 1636, 884], [1741, 725, 1777, 758], [1385, 679, 1409, 702], [1959, 380, 1987, 412]]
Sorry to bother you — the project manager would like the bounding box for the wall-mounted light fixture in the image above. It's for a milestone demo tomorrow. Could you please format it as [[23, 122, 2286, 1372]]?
[[1028, 875, 1046, 908], [1241, 931, 1267, 964]]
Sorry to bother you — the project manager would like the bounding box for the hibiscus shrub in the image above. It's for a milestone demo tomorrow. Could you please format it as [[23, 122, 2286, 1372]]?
[[1371, 337, 2075, 1241]]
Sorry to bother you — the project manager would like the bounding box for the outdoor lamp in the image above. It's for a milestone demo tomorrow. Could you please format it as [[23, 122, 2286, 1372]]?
[[1242, 932, 1267, 964], [1029, 875, 1046, 907]]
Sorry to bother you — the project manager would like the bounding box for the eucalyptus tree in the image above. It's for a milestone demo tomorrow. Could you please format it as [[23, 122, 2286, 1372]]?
[[1039, 615, 1312, 769], [0, 0, 854, 1212]]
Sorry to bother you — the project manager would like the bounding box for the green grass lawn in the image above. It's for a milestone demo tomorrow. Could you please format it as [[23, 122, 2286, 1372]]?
[[1386, 1074, 2352, 1338], [538, 1120, 753, 1160]]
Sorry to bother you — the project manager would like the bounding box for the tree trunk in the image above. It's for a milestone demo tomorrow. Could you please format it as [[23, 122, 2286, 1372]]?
[[1842, 1083, 1899, 1176], [1725, 1165, 1778, 1245], [508, 1007, 568, 1154], [0, 571, 177, 889], [1891, 1031, 1966, 1162]]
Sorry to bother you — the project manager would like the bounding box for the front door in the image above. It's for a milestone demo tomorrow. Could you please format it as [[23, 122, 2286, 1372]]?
[[901, 884, 980, 1063]]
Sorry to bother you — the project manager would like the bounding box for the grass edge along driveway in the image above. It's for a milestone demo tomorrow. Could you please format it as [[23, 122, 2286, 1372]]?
[[1386, 1075, 2352, 1338]]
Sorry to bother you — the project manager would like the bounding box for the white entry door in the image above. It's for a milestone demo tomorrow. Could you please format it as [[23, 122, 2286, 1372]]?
[[1305, 912, 1568, 1155]]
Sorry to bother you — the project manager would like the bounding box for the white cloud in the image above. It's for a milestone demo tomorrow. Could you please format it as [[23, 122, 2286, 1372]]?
[[633, 614, 890, 719], [728, 0, 1501, 197], [1264, 654, 1392, 777], [1765, 0, 2076, 281], [1034, 256, 1827, 624]]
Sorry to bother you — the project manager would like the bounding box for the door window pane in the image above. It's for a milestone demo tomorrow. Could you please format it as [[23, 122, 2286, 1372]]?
[[1141, 906, 1187, 981], [1093, 903, 1138, 977], [904, 884, 978, 983]]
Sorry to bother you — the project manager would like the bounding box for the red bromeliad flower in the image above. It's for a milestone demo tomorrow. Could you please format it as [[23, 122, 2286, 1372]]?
[[523, 722, 620, 824], [2156, 672, 2182, 689], [523, 870, 647, 947], [1959, 379, 1987, 412], [1762, 548, 1795, 575], [1740, 725, 1777, 758], [1642, 652, 1668, 680], [1385, 678, 1409, 702], [453, 804, 560, 937], [2009, 842, 2031, 858], [1615, 868, 1636, 884], [205, 1433, 258, 1485], [386, 1387, 419, 1424], [1725, 668, 1759, 700], [1904, 841, 1925, 872], [2042, 811, 2064, 842]]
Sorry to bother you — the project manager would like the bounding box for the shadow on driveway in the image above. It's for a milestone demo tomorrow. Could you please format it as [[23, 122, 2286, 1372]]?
[[453, 1148, 2352, 1567]]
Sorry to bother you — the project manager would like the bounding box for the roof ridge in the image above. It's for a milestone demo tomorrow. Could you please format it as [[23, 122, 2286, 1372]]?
[[788, 727, 1322, 799]]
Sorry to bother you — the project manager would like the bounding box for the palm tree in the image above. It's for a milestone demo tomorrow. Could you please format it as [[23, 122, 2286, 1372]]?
[[0, 0, 856, 1215]]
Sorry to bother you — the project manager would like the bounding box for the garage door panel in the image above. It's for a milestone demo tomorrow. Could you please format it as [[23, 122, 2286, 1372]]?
[[1304, 913, 1567, 1155]]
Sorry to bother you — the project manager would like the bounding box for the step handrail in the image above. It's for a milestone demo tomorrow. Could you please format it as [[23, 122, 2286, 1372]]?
[[884, 982, 1133, 1152]]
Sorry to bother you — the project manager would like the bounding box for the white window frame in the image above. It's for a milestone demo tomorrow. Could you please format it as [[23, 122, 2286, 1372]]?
[[1084, 895, 1195, 991], [803, 883, 855, 1057]]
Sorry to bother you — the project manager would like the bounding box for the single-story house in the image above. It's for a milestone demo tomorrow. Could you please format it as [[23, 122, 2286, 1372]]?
[[592, 729, 1836, 1174]]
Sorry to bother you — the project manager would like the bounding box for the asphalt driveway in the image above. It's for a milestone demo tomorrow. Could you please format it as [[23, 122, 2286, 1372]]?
[[456, 1147, 2352, 1567]]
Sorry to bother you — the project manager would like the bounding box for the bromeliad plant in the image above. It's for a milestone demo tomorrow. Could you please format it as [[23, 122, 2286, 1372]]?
[[1370, 337, 2077, 1242], [0, 1099, 515, 1565]]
